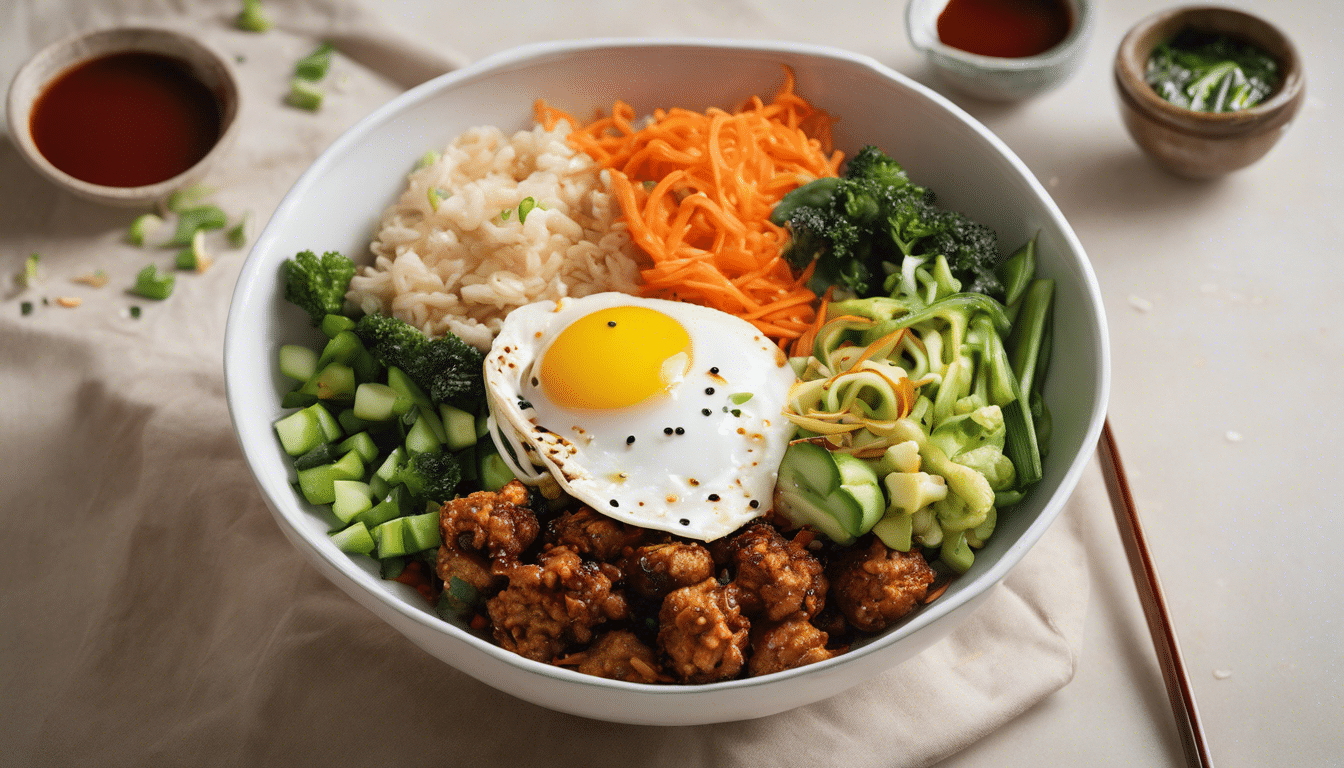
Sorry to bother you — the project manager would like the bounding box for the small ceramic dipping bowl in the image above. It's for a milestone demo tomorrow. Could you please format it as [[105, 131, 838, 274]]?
[[7, 26, 241, 207], [906, 0, 1094, 101], [1114, 5, 1305, 179]]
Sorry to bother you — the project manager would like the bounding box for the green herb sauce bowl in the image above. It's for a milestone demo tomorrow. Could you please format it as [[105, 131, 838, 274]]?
[[1114, 5, 1305, 179]]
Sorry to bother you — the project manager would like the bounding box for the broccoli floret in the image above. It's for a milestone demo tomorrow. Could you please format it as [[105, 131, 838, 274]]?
[[393, 450, 463, 504], [844, 145, 915, 192], [770, 145, 1006, 300], [922, 212, 1004, 297], [282, 250, 356, 325], [353, 313, 484, 407]]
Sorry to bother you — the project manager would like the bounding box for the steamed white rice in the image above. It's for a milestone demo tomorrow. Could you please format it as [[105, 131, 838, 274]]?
[[346, 120, 645, 351]]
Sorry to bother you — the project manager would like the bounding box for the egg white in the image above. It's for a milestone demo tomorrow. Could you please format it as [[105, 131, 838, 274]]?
[[484, 292, 797, 541]]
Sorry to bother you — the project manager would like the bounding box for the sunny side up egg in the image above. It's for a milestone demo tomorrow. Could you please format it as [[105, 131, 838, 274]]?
[[484, 293, 798, 541]]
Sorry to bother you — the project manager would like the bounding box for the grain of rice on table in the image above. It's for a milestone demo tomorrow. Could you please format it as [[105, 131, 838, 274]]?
[[346, 120, 646, 351]]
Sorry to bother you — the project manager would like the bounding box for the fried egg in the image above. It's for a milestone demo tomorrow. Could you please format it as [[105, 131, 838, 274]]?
[[484, 292, 797, 541]]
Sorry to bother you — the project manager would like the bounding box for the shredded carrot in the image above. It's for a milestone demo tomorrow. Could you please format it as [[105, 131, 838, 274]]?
[[536, 68, 844, 345]]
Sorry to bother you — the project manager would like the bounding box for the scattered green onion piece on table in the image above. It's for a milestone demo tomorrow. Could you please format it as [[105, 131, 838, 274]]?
[[20, 253, 41, 288], [166, 184, 215, 213], [164, 205, 228, 247], [227, 212, 252, 248], [175, 230, 212, 272], [286, 78, 324, 111], [295, 43, 335, 81], [20, 301, 34, 316], [127, 213, 165, 246], [236, 0, 273, 32], [132, 264, 175, 300]]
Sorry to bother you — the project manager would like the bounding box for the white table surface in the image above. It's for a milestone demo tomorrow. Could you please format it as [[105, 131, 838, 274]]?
[[375, 0, 1341, 765]]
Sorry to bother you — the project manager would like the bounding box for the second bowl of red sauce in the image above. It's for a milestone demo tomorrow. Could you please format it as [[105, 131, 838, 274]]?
[[8, 27, 241, 207], [906, 0, 1094, 101]]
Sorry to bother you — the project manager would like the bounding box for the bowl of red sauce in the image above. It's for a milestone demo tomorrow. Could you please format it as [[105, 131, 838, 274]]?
[[7, 26, 241, 207], [906, 0, 1094, 101]]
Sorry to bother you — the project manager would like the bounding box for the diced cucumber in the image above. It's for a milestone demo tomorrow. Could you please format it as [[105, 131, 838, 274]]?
[[352, 382, 398, 421], [280, 390, 319, 409], [403, 510, 442, 553], [474, 412, 490, 440], [299, 362, 357, 402], [404, 415, 441, 455], [440, 404, 478, 450], [386, 366, 430, 409], [336, 431, 379, 465], [418, 405, 448, 444], [331, 479, 374, 523], [293, 442, 339, 471], [315, 330, 366, 371], [296, 450, 364, 505], [478, 448, 517, 492], [337, 407, 370, 436], [274, 403, 342, 456], [456, 445, 478, 483], [320, 313, 356, 338], [355, 496, 402, 529], [374, 446, 407, 482], [278, 344, 319, 382], [329, 521, 376, 555], [373, 516, 409, 558], [437, 576, 479, 617], [872, 512, 914, 551]]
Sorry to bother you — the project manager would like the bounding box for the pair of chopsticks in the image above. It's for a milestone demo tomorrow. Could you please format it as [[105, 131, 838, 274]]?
[[1098, 419, 1215, 768]]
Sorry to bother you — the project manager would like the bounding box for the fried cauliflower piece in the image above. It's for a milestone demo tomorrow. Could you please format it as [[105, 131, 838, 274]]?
[[547, 506, 645, 562], [827, 536, 935, 633], [486, 545, 628, 663], [657, 578, 750, 684], [727, 522, 828, 622], [623, 541, 716, 600], [555, 629, 665, 683], [748, 618, 837, 677]]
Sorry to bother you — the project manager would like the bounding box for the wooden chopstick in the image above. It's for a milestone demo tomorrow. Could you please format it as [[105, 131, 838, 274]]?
[[1098, 418, 1215, 768]]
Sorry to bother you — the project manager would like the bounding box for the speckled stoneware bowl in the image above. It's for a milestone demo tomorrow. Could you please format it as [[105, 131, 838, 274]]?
[[1114, 5, 1305, 179], [906, 0, 1095, 101], [7, 26, 241, 207], [224, 38, 1110, 725]]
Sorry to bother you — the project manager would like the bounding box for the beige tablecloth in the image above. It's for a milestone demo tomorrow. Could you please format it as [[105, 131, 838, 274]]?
[[1, 1, 1099, 765]]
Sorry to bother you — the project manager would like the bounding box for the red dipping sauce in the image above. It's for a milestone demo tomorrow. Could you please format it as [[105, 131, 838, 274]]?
[[29, 51, 222, 188], [937, 0, 1073, 58]]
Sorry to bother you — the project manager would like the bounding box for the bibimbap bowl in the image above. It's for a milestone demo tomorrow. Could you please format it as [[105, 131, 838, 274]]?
[[224, 39, 1110, 725]]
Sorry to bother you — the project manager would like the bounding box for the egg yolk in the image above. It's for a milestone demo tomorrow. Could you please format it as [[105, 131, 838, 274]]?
[[539, 306, 692, 410]]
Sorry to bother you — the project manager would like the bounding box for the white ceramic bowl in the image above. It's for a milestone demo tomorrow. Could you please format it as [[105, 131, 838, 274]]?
[[7, 26, 241, 207], [224, 38, 1109, 725], [906, 0, 1095, 101]]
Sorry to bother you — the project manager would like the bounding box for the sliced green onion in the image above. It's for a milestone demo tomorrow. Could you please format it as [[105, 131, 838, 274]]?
[[517, 196, 537, 224], [286, 78, 324, 110], [128, 213, 165, 246], [295, 42, 335, 81], [132, 264, 175, 300], [236, 0, 273, 32], [164, 205, 228, 247]]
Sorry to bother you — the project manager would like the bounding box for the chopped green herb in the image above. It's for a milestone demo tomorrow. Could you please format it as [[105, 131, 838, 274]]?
[[236, 0, 273, 32], [130, 305, 142, 318], [428, 187, 449, 212], [728, 392, 754, 405], [128, 213, 165, 246], [517, 197, 537, 224], [132, 264, 176, 300], [286, 78, 324, 111], [295, 42, 335, 81], [20, 301, 33, 316], [165, 205, 228, 247], [166, 184, 215, 213], [1146, 29, 1280, 112], [500, 208, 512, 220], [176, 230, 212, 272], [417, 150, 441, 169]]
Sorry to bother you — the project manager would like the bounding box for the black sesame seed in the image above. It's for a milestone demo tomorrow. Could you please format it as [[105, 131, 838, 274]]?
[[674, 427, 685, 435], [707, 493, 720, 502], [607, 320, 617, 327], [626, 435, 635, 444], [749, 500, 760, 508], [701, 408, 711, 416], [531, 376, 539, 386], [663, 427, 674, 435], [710, 367, 720, 374], [609, 499, 619, 507], [705, 387, 715, 395], [679, 518, 690, 526]]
